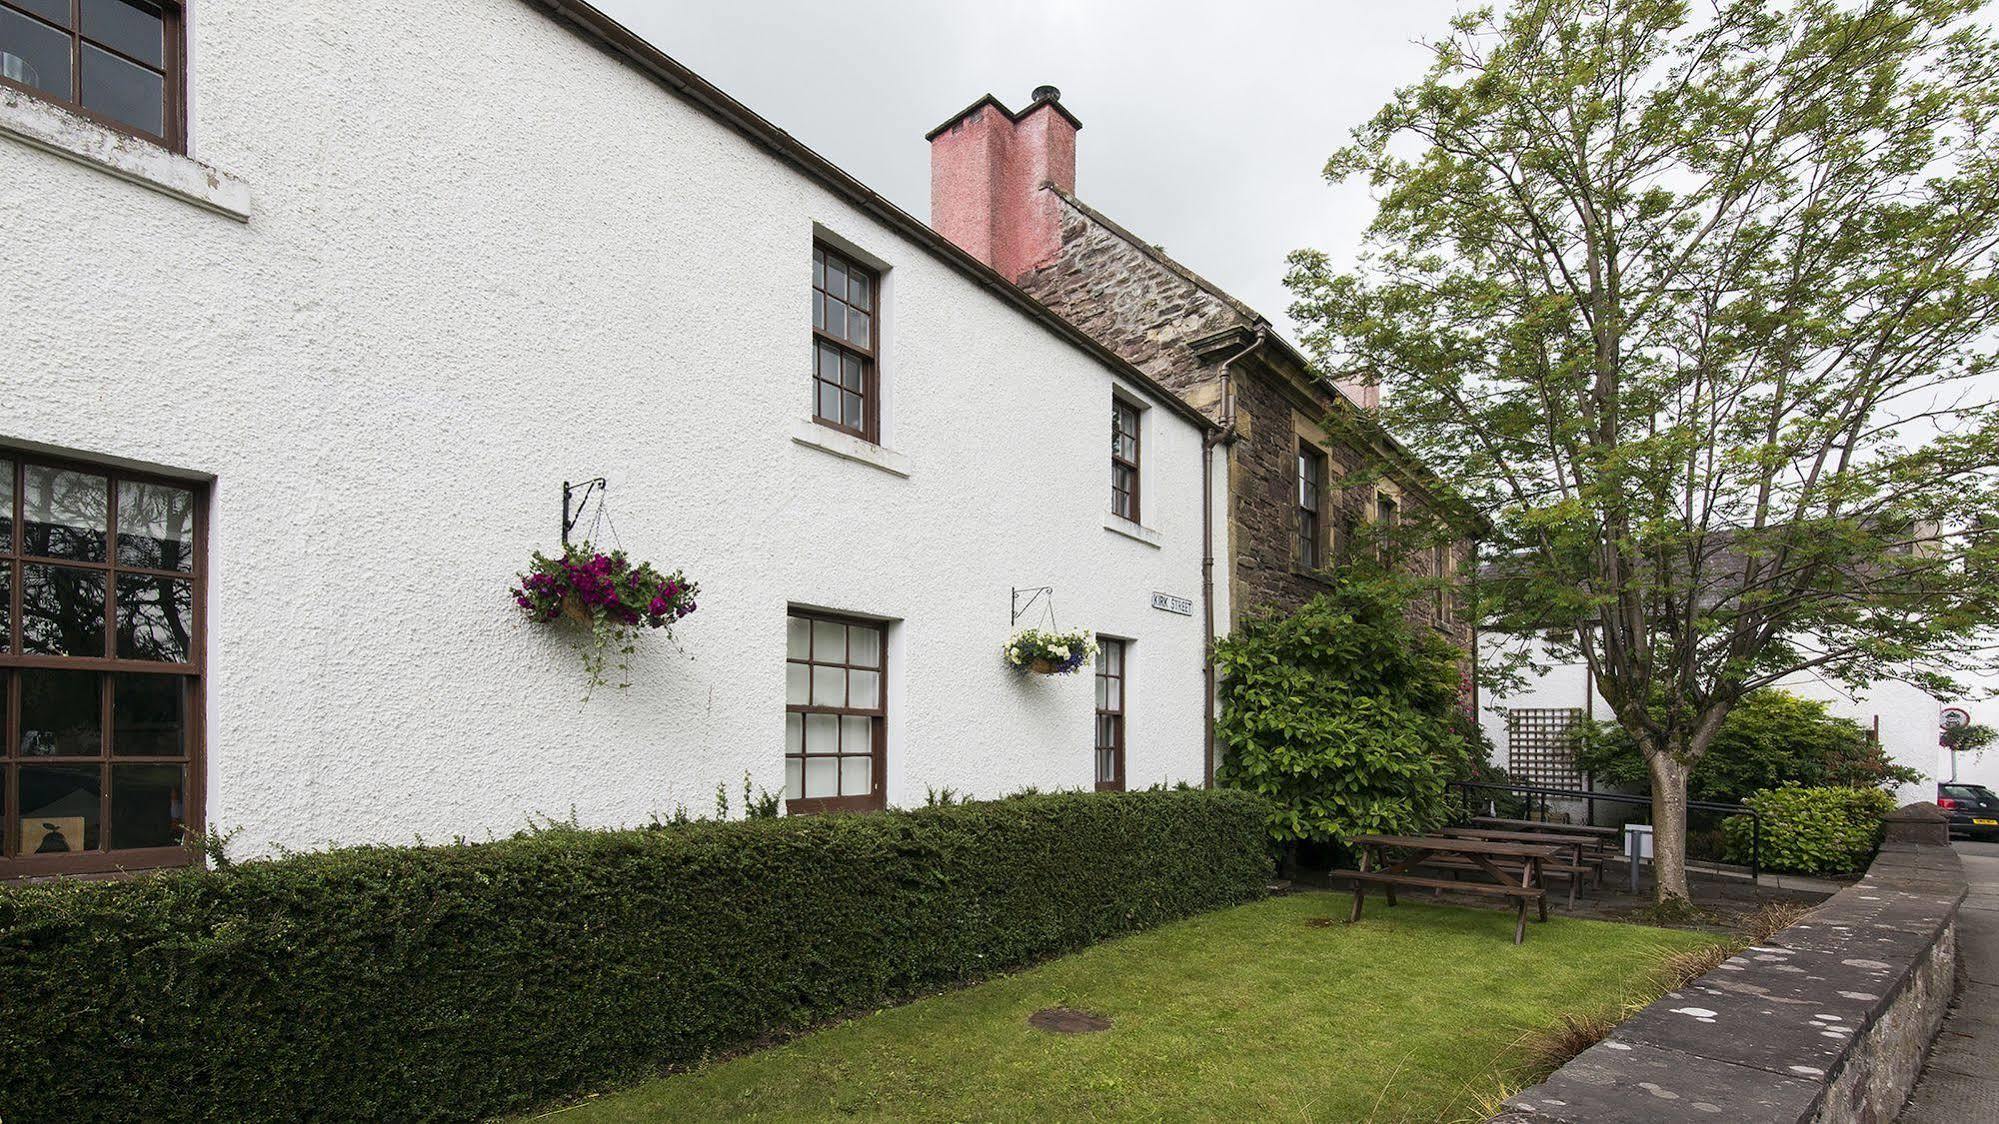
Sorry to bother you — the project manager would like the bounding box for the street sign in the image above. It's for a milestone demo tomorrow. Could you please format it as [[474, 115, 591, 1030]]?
[[1150, 591, 1193, 616], [1943, 706, 1972, 730]]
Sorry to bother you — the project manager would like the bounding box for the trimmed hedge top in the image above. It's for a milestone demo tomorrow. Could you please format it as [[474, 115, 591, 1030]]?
[[0, 788, 1271, 1122]]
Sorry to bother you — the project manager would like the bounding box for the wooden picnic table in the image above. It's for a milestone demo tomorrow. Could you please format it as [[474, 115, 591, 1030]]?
[[1470, 816, 1620, 840], [1438, 826, 1603, 906], [1335, 834, 1559, 944]]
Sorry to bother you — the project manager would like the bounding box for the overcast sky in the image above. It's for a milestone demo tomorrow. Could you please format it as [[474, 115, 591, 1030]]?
[[593, 0, 1465, 343]]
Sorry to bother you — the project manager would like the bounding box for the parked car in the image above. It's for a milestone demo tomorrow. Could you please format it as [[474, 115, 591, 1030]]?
[[1938, 783, 1999, 842]]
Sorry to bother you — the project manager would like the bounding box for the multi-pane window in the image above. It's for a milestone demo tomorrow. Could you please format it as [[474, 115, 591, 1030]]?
[[1, 453, 202, 876], [0, 0, 182, 149], [1297, 443, 1326, 569], [1432, 543, 1456, 626], [1111, 399, 1141, 522], [811, 244, 878, 442], [785, 610, 885, 812], [1375, 493, 1399, 562], [1094, 638, 1125, 791]]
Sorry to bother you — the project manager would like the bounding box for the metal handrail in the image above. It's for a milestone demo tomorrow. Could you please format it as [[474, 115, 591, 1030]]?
[[1448, 779, 1760, 881]]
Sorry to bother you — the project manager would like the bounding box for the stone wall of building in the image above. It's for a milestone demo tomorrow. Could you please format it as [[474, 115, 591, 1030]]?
[[1020, 192, 1478, 660]]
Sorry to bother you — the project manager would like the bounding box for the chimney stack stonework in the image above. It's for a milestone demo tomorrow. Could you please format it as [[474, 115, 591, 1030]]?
[[928, 92, 1079, 282]]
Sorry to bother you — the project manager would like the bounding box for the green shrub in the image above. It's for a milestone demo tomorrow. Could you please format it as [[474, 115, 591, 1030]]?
[[1572, 689, 1923, 805], [1215, 576, 1472, 845], [0, 789, 1271, 1123], [1724, 785, 1898, 875]]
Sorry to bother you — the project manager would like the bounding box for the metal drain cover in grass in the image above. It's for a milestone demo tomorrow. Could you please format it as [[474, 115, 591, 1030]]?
[[1028, 1007, 1112, 1034]]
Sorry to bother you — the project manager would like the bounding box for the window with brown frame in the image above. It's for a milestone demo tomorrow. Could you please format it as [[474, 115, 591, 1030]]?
[[1375, 492, 1399, 562], [784, 610, 885, 813], [1111, 399, 1141, 523], [811, 243, 879, 443], [1297, 443, 1326, 569], [1093, 638, 1125, 792], [0, 452, 203, 877], [0, 0, 184, 150]]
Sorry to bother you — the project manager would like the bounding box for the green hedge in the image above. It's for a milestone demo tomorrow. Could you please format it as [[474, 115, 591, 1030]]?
[[1724, 784, 1898, 875], [0, 789, 1271, 1122]]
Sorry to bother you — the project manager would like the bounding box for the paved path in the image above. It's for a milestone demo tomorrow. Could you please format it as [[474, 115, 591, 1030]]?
[[1900, 840, 1999, 1121]]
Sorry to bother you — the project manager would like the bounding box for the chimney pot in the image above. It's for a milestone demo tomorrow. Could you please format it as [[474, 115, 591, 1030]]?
[[1032, 84, 1061, 104]]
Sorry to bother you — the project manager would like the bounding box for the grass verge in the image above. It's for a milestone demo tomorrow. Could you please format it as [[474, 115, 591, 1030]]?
[[536, 892, 1717, 1123]]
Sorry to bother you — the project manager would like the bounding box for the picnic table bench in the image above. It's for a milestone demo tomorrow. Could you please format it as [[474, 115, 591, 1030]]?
[[1433, 826, 1605, 907], [1334, 834, 1558, 944]]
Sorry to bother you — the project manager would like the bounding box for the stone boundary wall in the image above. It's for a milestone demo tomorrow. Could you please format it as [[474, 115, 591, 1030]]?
[[1495, 834, 1966, 1122]]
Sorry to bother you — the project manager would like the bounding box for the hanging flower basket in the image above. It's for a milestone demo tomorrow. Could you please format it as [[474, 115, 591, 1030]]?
[[1003, 627, 1098, 676], [512, 542, 699, 696]]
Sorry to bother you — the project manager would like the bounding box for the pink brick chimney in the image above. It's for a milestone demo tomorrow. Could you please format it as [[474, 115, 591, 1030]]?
[[927, 86, 1080, 282]]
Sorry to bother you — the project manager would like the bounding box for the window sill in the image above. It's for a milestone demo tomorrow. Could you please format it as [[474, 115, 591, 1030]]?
[[1103, 514, 1162, 548], [1289, 563, 1338, 588], [790, 418, 910, 478], [0, 89, 251, 222]]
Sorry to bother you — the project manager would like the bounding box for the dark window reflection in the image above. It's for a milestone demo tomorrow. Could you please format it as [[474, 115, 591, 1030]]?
[[19, 766, 101, 854], [116, 573, 191, 662], [81, 0, 164, 68], [110, 763, 183, 849], [114, 673, 183, 756], [116, 481, 194, 571], [12, 0, 73, 28], [20, 669, 102, 756], [80, 43, 162, 138], [22, 565, 107, 657], [0, 457, 13, 553], [23, 465, 108, 562], [0, 6, 74, 100], [0, 563, 10, 655]]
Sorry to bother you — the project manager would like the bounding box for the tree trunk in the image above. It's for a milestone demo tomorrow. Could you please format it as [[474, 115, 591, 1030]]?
[[1647, 752, 1692, 904]]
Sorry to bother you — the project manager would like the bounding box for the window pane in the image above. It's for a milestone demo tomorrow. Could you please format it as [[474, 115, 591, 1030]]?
[[116, 573, 192, 661], [0, 7, 73, 100], [817, 342, 840, 383], [812, 619, 845, 660], [20, 669, 101, 756], [785, 662, 808, 705], [785, 712, 802, 753], [849, 272, 870, 310], [813, 247, 825, 288], [23, 466, 108, 562], [848, 626, 879, 668], [0, 457, 12, 552], [824, 301, 845, 340], [784, 757, 803, 801], [19, 765, 101, 853], [841, 354, 863, 391], [0, 563, 9, 652], [846, 310, 870, 345], [826, 257, 846, 296], [786, 615, 810, 659], [81, 0, 164, 69], [1095, 674, 1108, 710], [804, 756, 837, 798], [22, 565, 106, 656], [113, 673, 183, 756], [116, 481, 194, 571], [848, 669, 878, 709], [816, 380, 841, 424], [804, 712, 838, 754], [81, 43, 163, 138], [811, 665, 845, 707], [12, 0, 71, 28], [812, 290, 825, 332], [110, 762, 184, 848], [842, 392, 864, 430], [1108, 677, 1122, 710], [839, 755, 871, 797], [840, 714, 869, 751]]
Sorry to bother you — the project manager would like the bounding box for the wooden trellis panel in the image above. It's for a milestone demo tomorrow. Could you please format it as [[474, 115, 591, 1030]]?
[[1507, 707, 1584, 788]]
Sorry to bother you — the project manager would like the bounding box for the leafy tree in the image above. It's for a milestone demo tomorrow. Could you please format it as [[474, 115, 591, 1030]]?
[[1287, 0, 1999, 902], [1215, 576, 1473, 845], [1572, 689, 1924, 803]]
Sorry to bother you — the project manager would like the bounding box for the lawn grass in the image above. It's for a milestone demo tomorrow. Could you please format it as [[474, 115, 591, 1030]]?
[[540, 892, 1717, 1123]]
